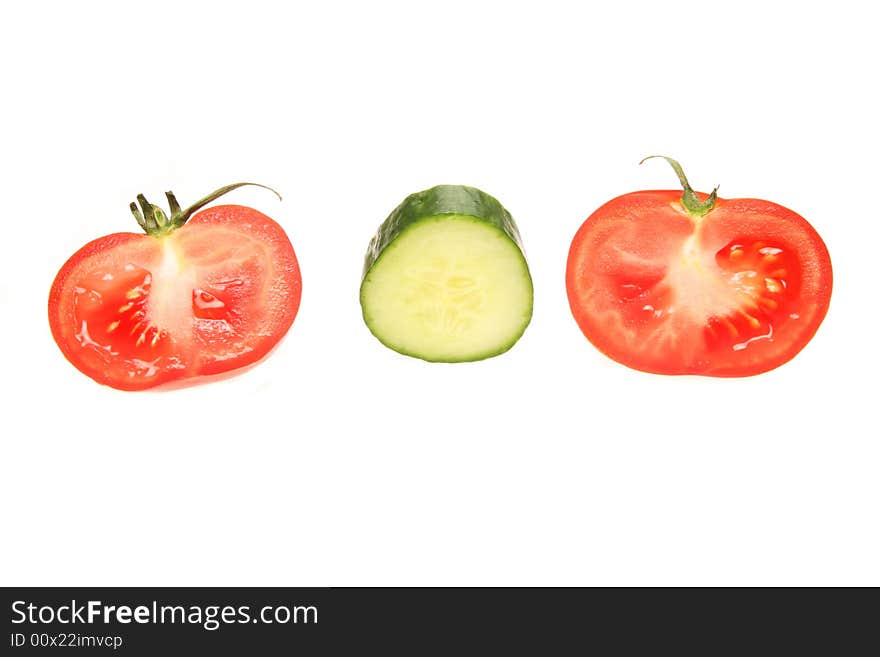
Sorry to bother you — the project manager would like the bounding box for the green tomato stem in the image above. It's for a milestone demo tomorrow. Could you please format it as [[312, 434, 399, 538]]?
[[640, 155, 718, 218], [129, 182, 282, 237]]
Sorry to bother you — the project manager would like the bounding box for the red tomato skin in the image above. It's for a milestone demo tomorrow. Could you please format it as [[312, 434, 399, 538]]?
[[48, 205, 301, 391], [565, 191, 832, 377]]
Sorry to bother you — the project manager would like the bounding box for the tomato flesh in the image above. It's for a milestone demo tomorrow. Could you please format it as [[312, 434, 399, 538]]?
[[49, 205, 301, 390], [71, 261, 179, 384], [566, 191, 832, 376]]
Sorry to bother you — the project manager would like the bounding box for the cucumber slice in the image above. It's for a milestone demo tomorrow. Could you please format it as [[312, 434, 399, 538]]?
[[360, 185, 533, 362]]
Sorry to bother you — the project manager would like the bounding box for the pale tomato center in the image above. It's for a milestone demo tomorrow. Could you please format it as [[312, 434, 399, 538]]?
[[144, 238, 197, 341]]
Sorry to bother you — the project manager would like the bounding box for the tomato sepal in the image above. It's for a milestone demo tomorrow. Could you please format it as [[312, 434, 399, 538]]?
[[129, 182, 282, 237]]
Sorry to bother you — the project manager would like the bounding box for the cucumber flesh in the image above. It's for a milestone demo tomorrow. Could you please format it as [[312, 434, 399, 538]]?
[[361, 204, 532, 362]]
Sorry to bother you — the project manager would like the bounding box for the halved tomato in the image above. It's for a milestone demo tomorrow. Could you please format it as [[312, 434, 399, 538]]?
[[49, 184, 302, 390], [566, 157, 832, 376]]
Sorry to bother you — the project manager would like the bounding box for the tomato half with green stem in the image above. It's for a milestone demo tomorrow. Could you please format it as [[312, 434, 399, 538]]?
[[49, 183, 302, 390], [566, 157, 832, 376]]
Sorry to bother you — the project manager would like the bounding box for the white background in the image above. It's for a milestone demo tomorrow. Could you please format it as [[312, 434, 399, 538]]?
[[1, 1, 878, 586]]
